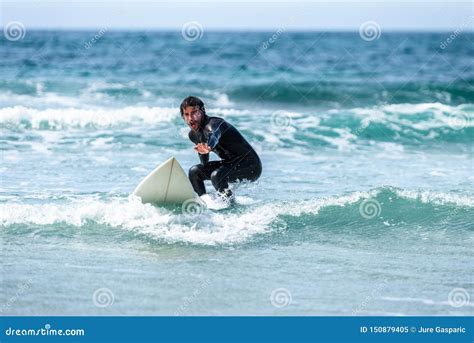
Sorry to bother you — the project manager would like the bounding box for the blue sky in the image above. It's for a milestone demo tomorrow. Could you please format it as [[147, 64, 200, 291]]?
[[1, 1, 473, 31]]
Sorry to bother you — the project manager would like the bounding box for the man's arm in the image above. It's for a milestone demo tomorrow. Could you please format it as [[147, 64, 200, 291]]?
[[189, 130, 210, 165], [198, 150, 209, 165]]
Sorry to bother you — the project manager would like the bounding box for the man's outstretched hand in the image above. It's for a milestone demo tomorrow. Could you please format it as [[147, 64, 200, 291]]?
[[194, 143, 211, 154]]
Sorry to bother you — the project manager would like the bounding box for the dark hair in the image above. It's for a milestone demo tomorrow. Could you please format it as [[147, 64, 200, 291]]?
[[180, 96, 206, 117]]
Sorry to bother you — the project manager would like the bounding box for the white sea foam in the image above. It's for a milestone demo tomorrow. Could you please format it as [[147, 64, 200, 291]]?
[[0, 195, 277, 245], [0, 105, 177, 129], [0, 190, 374, 245], [3, 187, 469, 245], [0, 105, 258, 130], [0, 91, 83, 108], [352, 102, 473, 130], [1, 102, 471, 159], [381, 296, 474, 308], [395, 189, 474, 207]]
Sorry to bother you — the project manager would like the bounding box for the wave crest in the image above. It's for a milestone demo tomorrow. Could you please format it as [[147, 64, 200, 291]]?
[[0, 106, 177, 130], [1, 187, 472, 246]]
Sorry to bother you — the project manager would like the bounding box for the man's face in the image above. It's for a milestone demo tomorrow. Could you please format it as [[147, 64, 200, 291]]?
[[183, 105, 203, 131]]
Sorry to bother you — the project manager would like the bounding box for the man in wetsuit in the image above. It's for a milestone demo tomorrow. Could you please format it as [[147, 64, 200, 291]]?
[[181, 96, 262, 203]]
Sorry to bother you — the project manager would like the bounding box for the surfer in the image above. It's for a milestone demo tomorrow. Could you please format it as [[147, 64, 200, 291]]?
[[181, 96, 262, 204]]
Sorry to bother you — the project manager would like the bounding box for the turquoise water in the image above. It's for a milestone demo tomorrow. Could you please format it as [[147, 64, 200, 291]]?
[[0, 31, 473, 315]]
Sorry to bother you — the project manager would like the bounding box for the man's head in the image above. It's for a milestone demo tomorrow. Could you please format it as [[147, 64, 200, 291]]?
[[180, 96, 207, 131]]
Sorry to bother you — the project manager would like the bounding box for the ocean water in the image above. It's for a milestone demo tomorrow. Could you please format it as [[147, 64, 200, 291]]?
[[0, 31, 473, 315]]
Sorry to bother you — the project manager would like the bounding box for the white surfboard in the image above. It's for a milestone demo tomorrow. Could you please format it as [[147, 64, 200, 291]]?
[[133, 157, 197, 204]]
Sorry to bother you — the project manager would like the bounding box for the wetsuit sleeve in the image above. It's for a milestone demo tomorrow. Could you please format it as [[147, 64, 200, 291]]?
[[189, 130, 209, 165], [199, 152, 209, 165], [207, 120, 225, 149]]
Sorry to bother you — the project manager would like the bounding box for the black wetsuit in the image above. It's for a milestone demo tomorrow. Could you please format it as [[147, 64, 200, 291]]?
[[188, 115, 262, 197]]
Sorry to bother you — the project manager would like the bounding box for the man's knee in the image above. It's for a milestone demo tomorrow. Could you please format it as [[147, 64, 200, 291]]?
[[189, 164, 204, 179], [210, 169, 220, 181], [210, 168, 227, 188]]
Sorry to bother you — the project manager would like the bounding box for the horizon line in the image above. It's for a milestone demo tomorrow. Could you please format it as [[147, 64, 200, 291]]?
[[4, 27, 473, 33]]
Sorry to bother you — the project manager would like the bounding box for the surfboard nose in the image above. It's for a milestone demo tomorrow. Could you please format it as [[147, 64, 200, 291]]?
[[132, 156, 197, 205]]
